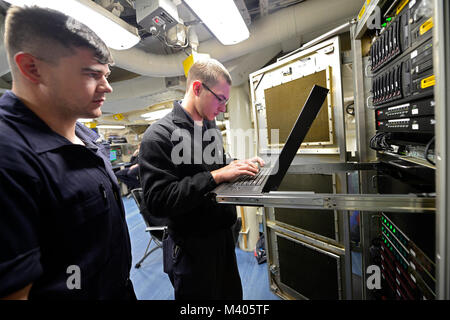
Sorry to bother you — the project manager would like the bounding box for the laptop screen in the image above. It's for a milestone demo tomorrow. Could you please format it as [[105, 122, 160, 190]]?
[[262, 85, 329, 192]]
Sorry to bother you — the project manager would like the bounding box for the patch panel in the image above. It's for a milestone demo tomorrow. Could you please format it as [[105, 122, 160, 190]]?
[[375, 97, 434, 120], [376, 115, 434, 133]]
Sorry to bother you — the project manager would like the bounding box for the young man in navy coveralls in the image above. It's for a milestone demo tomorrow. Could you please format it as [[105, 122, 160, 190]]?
[[0, 6, 135, 299], [139, 59, 264, 299]]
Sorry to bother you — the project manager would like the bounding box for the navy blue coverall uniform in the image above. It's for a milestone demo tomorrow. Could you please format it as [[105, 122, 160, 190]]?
[[139, 101, 242, 300], [0, 91, 135, 299]]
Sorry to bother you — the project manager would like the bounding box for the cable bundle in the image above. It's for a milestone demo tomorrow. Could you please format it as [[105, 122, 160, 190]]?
[[370, 132, 393, 151]]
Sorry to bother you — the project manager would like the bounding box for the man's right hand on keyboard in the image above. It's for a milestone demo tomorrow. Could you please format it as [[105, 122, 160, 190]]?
[[211, 157, 265, 184]]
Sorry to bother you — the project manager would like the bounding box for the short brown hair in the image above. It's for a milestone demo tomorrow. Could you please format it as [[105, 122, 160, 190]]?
[[186, 58, 232, 90], [4, 5, 113, 70]]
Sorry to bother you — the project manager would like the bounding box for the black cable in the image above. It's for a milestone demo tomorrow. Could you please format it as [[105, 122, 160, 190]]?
[[369, 132, 393, 152], [424, 136, 435, 165], [254, 72, 266, 92], [345, 103, 355, 116]]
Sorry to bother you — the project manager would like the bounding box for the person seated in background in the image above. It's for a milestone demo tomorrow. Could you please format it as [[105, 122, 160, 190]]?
[[115, 144, 141, 191]]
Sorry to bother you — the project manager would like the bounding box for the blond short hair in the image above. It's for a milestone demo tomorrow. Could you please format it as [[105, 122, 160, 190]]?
[[186, 58, 232, 90]]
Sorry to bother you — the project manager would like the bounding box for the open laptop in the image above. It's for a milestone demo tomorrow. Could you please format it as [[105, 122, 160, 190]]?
[[211, 84, 329, 196]]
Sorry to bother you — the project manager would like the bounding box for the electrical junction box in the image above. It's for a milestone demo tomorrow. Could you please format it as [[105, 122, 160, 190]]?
[[135, 0, 180, 31]]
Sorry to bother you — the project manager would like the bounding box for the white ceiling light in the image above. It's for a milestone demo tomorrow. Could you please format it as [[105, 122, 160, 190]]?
[[141, 108, 172, 121], [4, 0, 140, 50], [183, 0, 250, 45], [77, 118, 95, 123], [97, 125, 126, 129]]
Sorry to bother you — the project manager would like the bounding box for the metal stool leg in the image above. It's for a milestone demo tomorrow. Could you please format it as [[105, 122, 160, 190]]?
[[135, 237, 153, 268]]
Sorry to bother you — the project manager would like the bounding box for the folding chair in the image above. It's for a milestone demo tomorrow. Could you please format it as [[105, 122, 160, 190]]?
[[130, 188, 168, 269]]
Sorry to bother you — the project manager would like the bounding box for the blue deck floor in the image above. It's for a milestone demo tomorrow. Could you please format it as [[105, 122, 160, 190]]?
[[122, 196, 281, 300]]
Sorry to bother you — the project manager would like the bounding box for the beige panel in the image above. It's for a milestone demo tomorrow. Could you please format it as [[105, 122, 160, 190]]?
[[264, 70, 330, 144]]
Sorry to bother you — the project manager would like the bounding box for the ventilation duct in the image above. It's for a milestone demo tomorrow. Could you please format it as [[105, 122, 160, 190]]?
[[110, 0, 360, 77]]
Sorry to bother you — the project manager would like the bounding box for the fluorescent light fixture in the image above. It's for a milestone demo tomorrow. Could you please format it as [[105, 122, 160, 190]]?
[[141, 108, 172, 121], [4, 0, 140, 50], [77, 118, 95, 123], [183, 0, 249, 45], [97, 125, 126, 129]]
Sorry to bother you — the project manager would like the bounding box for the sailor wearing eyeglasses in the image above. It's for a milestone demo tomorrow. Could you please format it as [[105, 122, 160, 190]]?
[[139, 58, 264, 300]]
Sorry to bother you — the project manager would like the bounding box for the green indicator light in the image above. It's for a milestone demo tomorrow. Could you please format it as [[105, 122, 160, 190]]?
[[390, 225, 393, 230], [393, 228, 396, 233], [382, 22, 387, 27], [386, 17, 392, 21]]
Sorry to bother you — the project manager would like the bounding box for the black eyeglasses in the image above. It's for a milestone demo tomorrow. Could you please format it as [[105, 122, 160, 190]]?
[[202, 83, 229, 105]]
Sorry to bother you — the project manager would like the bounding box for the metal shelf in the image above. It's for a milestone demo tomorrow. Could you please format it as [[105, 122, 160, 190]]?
[[380, 151, 436, 169], [215, 191, 435, 213]]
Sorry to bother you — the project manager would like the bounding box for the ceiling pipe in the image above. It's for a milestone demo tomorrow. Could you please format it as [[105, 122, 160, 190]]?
[[110, 48, 186, 77], [110, 0, 360, 77], [102, 41, 280, 113], [198, 0, 358, 62]]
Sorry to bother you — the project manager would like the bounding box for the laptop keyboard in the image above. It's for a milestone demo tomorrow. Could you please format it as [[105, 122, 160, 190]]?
[[233, 167, 271, 186]]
